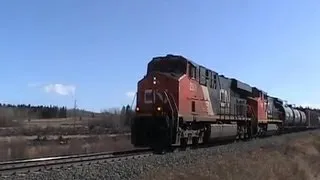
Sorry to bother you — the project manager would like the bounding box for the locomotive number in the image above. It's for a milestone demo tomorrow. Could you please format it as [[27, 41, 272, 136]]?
[[190, 82, 197, 92]]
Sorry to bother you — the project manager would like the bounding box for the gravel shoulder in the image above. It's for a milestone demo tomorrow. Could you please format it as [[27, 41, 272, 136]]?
[[4, 130, 320, 180], [141, 130, 320, 180]]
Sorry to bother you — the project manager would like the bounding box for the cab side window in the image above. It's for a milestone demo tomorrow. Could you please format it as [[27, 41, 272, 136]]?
[[188, 63, 197, 80], [211, 73, 217, 89], [206, 69, 212, 88], [199, 66, 206, 85], [220, 89, 229, 103]]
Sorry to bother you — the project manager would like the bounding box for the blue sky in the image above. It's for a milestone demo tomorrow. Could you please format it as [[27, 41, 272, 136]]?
[[0, 0, 320, 112]]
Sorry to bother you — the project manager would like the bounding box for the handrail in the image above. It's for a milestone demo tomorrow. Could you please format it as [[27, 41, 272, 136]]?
[[247, 105, 256, 120], [164, 91, 173, 115], [130, 92, 137, 111], [163, 91, 175, 119], [168, 93, 178, 113]]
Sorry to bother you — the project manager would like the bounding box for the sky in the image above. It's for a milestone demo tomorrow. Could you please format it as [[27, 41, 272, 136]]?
[[0, 0, 320, 112]]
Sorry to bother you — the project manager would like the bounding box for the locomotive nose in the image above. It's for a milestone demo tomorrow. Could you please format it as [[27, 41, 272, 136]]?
[[136, 71, 178, 113]]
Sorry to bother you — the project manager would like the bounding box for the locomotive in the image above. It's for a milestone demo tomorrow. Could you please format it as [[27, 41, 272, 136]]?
[[131, 54, 320, 151]]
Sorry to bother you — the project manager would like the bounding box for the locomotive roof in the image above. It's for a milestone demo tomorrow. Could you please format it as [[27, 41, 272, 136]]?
[[151, 54, 266, 92], [149, 54, 299, 104]]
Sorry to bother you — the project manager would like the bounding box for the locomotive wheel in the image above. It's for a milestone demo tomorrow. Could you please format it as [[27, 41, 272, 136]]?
[[203, 124, 211, 144], [191, 137, 199, 149], [244, 123, 251, 141], [180, 138, 188, 151]]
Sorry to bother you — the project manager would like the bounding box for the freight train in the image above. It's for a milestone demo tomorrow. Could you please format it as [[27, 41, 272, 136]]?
[[130, 54, 320, 151]]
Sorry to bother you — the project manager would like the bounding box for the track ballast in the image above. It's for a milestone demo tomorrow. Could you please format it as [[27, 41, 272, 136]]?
[[0, 148, 152, 177]]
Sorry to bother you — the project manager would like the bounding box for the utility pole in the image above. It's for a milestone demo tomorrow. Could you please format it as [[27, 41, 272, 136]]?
[[73, 99, 77, 128]]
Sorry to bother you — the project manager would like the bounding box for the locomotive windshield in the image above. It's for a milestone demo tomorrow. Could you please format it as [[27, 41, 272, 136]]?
[[147, 56, 187, 75]]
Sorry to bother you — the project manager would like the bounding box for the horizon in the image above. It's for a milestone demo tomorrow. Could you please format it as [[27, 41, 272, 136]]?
[[1, 1, 320, 112]]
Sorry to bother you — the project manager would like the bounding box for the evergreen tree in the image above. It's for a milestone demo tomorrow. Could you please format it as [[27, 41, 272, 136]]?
[[125, 104, 132, 126]]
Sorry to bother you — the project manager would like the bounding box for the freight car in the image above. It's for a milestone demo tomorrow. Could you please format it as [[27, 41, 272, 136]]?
[[130, 54, 320, 151]]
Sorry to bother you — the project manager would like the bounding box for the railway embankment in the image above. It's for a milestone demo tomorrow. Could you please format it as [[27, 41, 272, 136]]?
[[141, 130, 320, 180], [3, 130, 320, 180]]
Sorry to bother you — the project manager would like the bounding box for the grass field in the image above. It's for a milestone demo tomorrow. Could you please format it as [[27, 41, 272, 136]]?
[[20, 117, 91, 128], [0, 116, 132, 161], [0, 133, 133, 161], [0, 116, 130, 136]]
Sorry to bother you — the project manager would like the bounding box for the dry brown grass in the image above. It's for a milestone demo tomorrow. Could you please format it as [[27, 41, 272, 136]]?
[[0, 134, 133, 161], [21, 117, 88, 128], [0, 115, 131, 136], [142, 131, 320, 180], [0, 113, 133, 161]]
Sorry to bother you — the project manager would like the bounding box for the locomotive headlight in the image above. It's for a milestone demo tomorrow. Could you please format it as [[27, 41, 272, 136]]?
[[136, 107, 140, 111], [156, 106, 161, 111], [153, 76, 157, 84]]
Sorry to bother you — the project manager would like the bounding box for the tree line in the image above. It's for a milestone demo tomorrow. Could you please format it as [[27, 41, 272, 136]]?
[[0, 102, 135, 121], [0, 103, 67, 120], [99, 104, 134, 126]]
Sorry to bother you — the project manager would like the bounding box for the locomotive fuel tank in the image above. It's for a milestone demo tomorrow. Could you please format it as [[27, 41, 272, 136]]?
[[266, 124, 279, 135], [207, 124, 238, 142]]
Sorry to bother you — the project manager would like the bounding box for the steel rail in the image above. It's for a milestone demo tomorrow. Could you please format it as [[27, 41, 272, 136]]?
[[0, 148, 152, 177], [2, 129, 318, 177]]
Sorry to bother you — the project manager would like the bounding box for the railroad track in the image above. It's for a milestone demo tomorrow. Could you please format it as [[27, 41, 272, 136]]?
[[2, 129, 317, 178], [0, 140, 236, 177], [0, 148, 153, 177]]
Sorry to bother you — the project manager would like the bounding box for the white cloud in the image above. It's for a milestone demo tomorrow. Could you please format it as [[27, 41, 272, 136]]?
[[43, 84, 76, 96], [125, 91, 136, 98]]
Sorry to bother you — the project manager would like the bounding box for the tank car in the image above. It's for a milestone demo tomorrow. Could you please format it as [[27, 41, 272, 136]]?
[[297, 107, 320, 128]]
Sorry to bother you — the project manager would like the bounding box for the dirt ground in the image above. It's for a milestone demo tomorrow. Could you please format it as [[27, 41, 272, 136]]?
[[142, 131, 320, 180]]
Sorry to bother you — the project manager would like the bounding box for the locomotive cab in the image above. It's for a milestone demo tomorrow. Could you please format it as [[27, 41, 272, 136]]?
[[135, 55, 187, 116], [131, 55, 188, 150]]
